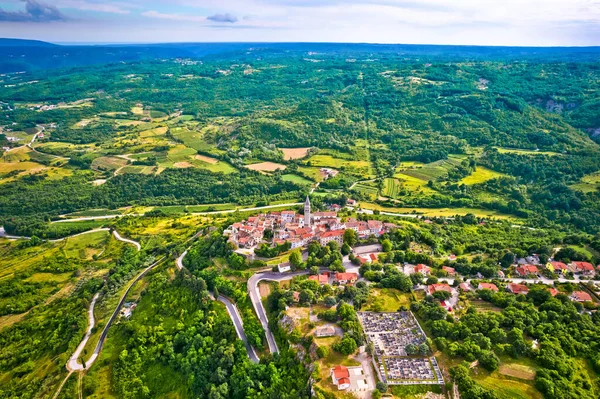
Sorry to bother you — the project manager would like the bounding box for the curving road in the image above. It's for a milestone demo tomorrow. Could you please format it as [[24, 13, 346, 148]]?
[[54, 202, 303, 223], [176, 244, 259, 363], [67, 293, 100, 371], [0, 227, 141, 252], [247, 270, 309, 354]]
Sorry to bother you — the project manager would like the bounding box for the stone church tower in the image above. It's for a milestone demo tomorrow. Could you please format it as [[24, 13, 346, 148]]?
[[304, 196, 311, 227]]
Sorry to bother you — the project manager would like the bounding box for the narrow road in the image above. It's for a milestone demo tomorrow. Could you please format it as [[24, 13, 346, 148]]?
[[176, 244, 259, 363], [67, 293, 100, 371], [247, 270, 309, 354], [0, 227, 141, 251], [53, 202, 303, 223], [112, 230, 141, 251]]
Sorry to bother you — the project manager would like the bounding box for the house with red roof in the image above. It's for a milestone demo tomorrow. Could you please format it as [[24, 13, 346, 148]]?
[[428, 283, 453, 295], [459, 282, 471, 292], [548, 261, 568, 274], [548, 288, 559, 297], [507, 283, 529, 295], [331, 366, 351, 390], [335, 272, 358, 285], [415, 264, 430, 275], [319, 229, 344, 246], [442, 266, 456, 276], [515, 264, 539, 277], [309, 273, 330, 285], [478, 283, 498, 292], [569, 261, 595, 276], [570, 291, 593, 302]]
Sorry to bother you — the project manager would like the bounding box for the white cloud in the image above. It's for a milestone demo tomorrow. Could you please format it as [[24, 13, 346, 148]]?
[[56, 0, 137, 15]]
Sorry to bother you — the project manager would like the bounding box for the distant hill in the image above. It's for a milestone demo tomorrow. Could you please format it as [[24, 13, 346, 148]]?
[[0, 38, 58, 47], [1, 39, 600, 73]]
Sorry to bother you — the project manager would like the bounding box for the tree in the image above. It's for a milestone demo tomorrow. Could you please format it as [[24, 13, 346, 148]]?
[[405, 343, 418, 355], [341, 242, 352, 255], [343, 229, 358, 247], [376, 382, 388, 393], [478, 350, 500, 371], [289, 250, 303, 268], [316, 346, 329, 359], [381, 239, 392, 252], [333, 336, 358, 355], [299, 289, 315, 304], [418, 343, 430, 355], [410, 273, 424, 286]]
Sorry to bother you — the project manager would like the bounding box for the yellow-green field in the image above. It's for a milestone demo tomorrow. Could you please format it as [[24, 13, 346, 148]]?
[[461, 166, 506, 185], [392, 173, 437, 194], [360, 202, 515, 219], [365, 288, 413, 312], [570, 171, 600, 193], [494, 147, 563, 156], [305, 154, 374, 177]]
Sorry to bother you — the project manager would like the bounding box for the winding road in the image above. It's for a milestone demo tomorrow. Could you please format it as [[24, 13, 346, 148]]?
[[247, 270, 309, 354], [67, 293, 100, 372], [176, 245, 259, 363]]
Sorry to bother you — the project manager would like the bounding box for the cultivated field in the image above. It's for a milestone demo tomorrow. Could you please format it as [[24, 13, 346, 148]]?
[[461, 166, 506, 185], [280, 147, 311, 160], [246, 162, 287, 172]]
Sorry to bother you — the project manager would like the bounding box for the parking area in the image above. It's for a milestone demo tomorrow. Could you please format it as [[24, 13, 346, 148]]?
[[358, 312, 444, 385]]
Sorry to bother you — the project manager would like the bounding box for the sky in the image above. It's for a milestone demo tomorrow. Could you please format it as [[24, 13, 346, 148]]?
[[0, 0, 599, 46]]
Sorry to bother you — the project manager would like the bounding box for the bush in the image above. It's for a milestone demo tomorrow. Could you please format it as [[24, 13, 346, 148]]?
[[316, 346, 329, 359]]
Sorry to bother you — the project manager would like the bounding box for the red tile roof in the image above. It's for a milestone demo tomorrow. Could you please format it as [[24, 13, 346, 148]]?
[[550, 261, 568, 270], [336, 272, 358, 282], [332, 365, 349, 380], [508, 283, 529, 295], [442, 266, 456, 274], [478, 283, 498, 292], [321, 229, 345, 238], [572, 261, 594, 271], [548, 288, 559, 297], [516, 265, 538, 276], [571, 291, 592, 302], [428, 284, 453, 295]]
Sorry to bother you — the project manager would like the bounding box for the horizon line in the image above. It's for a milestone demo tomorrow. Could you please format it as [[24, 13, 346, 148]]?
[[2, 37, 600, 49]]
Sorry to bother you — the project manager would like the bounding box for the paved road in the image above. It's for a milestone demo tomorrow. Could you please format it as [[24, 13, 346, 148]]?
[[54, 202, 303, 223], [112, 230, 141, 251], [176, 241, 259, 363], [0, 227, 141, 252], [216, 294, 260, 363], [67, 293, 100, 371], [247, 270, 310, 354]]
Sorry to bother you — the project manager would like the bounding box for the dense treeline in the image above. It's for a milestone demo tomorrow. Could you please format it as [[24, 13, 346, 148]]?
[[0, 169, 304, 233]]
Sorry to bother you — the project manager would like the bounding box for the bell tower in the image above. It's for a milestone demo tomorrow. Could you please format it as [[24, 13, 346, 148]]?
[[304, 196, 311, 227]]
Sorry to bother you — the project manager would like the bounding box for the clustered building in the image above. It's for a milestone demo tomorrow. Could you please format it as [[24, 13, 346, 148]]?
[[226, 196, 395, 249]]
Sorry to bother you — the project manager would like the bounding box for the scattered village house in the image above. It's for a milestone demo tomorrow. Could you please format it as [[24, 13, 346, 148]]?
[[569, 261, 595, 276], [335, 272, 358, 285], [478, 282, 498, 292], [315, 325, 336, 337], [570, 291, 593, 302], [515, 264, 539, 277], [331, 365, 351, 390], [278, 262, 291, 273], [507, 283, 529, 295]]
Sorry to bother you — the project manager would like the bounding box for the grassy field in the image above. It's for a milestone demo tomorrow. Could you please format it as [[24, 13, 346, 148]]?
[[281, 173, 312, 185], [400, 157, 463, 182], [91, 156, 128, 172], [393, 173, 438, 194], [570, 171, 600, 193], [473, 369, 541, 399], [305, 154, 374, 178], [297, 166, 324, 182], [365, 288, 412, 312], [360, 202, 516, 219], [494, 147, 563, 156], [461, 166, 506, 185]]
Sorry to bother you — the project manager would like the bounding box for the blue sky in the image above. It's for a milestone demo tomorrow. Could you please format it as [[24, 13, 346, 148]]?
[[0, 0, 599, 46]]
